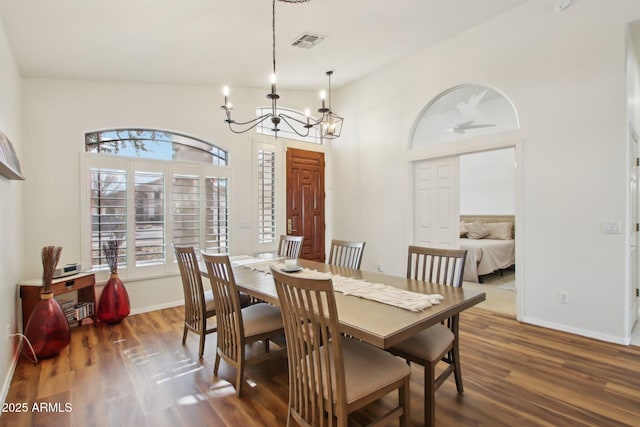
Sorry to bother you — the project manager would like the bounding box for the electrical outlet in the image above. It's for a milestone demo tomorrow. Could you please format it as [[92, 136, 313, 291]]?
[[558, 291, 569, 304], [377, 264, 384, 272]]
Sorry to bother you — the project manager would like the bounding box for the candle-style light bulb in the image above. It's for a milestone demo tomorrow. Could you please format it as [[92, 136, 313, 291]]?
[[320, 90, 326, 109], [305, 109, 310, 125], [327, 121, 335, 135], [223, 86, 230, 109], [270, 73, 277, 94]]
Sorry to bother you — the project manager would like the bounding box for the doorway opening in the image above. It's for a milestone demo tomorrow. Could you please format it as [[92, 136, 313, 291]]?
[[412, 148, 517, 317], [410, 83, 521, 319], [458, 148, 516, 317]]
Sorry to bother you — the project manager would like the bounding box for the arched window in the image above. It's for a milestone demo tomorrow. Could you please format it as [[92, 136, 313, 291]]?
[[85, 129, 228, 165], [83, 129, 230, 277], [411, 84, 519, 148], [256, 107, 322, 144]]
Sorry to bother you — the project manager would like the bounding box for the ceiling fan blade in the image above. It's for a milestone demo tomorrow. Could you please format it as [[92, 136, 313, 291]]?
[[462, 123, 496, 130], [448, 122, 496, 134]]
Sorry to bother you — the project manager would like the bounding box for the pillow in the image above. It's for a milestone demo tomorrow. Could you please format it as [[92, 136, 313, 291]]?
[[459, 221, 468, 237], [465, 222, 489, 239], [483, 222, 513, 240]]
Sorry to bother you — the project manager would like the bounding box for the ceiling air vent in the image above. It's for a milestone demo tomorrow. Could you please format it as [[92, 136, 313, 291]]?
[[290, 33, 326, 49]]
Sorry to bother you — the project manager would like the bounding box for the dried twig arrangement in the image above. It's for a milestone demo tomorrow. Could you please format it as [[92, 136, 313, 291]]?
[[102, 239, 121, 274], [41, 245, 63, 293]]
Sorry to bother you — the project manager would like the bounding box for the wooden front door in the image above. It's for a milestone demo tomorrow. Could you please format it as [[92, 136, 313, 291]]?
[[286, 148, 325, 261]]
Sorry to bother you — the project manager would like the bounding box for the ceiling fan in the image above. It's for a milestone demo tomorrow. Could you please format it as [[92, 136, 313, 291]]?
[[449, 120, 496, 134]]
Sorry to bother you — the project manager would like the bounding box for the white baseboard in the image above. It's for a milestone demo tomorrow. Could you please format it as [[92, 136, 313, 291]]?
[[129, 299, 184, 316], [1, 336, 23, 408], [521, 316, 629, 345]]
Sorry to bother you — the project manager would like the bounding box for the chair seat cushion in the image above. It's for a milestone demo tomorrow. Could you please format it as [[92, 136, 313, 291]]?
[[390, 324, 454, 362], [204, 290, 252, 315], [242, 303, 284, 337], [316, 337, 410, 404], [342, 338, 411, 403]]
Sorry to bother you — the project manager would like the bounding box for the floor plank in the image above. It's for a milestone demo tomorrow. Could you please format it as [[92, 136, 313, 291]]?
[[3, 307, 640, 426]]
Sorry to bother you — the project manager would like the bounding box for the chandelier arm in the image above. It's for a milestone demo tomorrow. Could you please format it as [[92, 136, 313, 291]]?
[[226, 112, 273, 127], [226, 114, 274, 134], [278, 115, 311, 137], [278, 112, 326, 127]]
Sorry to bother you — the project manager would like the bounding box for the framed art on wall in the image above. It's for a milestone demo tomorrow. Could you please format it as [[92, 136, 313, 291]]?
[[0, 129, 24, 180]]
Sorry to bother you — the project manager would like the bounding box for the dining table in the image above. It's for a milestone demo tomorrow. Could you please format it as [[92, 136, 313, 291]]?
[[201, 255, 486, 350]]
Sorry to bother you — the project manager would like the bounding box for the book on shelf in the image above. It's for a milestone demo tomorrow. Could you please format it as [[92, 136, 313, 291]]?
[[57, 298, 94, 326]]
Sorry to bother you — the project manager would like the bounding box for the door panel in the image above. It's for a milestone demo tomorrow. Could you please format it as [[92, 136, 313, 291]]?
[[413, 157, 459, 248], [286, 148, 325, 261]]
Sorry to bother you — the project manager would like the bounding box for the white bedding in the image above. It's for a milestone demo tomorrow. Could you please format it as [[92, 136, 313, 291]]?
[[461, 238, 515, 283]]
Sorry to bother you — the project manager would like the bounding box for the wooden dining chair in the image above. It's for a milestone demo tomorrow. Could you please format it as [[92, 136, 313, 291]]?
[[174, 245, 218, 359], [277, 234, 304, 258], [173, 244, 252, 358], [388, 245, 467, 427], [271, 266, 410, 427], [327, 239, 366, 269], [202, 253, 286, 397]]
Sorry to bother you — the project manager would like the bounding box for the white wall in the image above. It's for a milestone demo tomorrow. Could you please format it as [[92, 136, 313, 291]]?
[[0, 16, 23, 405], [459, 148, 515, 215], [332, 0, 640, 343]]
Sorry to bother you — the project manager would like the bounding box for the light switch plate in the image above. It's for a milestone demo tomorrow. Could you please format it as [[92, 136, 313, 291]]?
[[602, 221, 622, 234]]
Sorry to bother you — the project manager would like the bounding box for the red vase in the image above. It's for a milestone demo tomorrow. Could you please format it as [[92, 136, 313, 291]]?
[[97, 273, 130, 324], [24, 292, 71, 359]]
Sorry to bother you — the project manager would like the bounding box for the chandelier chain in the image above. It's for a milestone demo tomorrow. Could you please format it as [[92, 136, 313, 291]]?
[[272, 0, 276, 76]]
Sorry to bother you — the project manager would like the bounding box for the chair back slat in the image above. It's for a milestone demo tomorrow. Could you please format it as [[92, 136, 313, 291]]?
[[271, 267, 346, 427], [407, 245, 467, 333], [278, 235, 304, 258], [174, 245, 207, 329], [407, 246, 467, 288], [202, 254, 245, 364], [327, 239, 366, 269]]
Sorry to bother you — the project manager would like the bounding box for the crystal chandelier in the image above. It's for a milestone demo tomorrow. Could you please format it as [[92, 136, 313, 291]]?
[[221, 0, 343, 140]]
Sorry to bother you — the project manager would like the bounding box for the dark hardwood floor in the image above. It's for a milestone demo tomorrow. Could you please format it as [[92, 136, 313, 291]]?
[[3, 306, 640, 426]]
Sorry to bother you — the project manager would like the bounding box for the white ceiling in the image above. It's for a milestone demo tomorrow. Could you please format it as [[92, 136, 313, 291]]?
[[0, 0, 531, 90]]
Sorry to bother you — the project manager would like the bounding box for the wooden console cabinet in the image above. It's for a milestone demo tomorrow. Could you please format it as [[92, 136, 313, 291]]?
[[20, 272, 97, 330]]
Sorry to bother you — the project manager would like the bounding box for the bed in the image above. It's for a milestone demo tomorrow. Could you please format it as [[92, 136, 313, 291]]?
[[460, 215, 515, 283]]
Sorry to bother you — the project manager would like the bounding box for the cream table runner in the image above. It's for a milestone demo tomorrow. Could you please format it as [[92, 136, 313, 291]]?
[[230, 256, 444, 312]]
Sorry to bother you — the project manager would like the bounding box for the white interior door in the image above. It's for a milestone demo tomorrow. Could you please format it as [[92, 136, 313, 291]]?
[[413, 157, 459, 248]]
